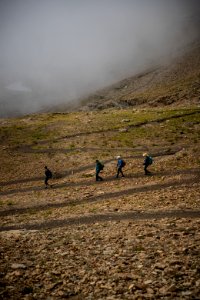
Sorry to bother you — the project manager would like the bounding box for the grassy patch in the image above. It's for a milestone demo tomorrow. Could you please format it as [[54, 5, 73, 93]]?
[[0, 124, 52, 145], [1, 107, 198, 148]]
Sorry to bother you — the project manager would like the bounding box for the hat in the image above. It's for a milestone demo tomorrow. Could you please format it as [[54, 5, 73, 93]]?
[[143, 153, 148, 157], [116, 155, 121, 159]]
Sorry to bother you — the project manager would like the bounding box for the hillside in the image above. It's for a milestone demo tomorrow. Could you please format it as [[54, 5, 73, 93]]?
[[49, 41, 200, 113], [0, 101, 200, 299], [0, 38, 200, 300]]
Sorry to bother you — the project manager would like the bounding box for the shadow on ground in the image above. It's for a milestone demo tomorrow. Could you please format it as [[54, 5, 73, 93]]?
[[0, 168, 199, 218], [1, 209, 200, 232]]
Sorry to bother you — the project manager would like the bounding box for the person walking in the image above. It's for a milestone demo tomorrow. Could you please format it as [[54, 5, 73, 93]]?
[[116, 155, 125, 178], [143, 153, 153, 175], [95, 160, 104, 181], [44, 166, 53, 188]]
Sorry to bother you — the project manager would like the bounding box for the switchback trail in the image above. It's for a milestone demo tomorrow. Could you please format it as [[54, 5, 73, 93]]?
[[0, 169, 199, 217], [16, 109, 200, 154], [0, 146, 184, 188], [1, 209, 200, 232]]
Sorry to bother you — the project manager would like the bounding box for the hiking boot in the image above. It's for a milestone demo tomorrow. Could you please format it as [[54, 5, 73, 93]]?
[[145, 171, 151, 175]]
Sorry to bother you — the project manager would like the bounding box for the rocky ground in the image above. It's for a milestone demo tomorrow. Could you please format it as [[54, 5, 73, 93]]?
[[0, 105, 200, 299], [1, 217, 200, 300]]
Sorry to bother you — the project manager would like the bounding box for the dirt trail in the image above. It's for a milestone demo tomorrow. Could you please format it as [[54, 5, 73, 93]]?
[[16, 110, 200, 154], [1, 209, 200, 232], [0, 146, 184, 189], [0, 110, 199, 232], [0, 168, 199, 217]]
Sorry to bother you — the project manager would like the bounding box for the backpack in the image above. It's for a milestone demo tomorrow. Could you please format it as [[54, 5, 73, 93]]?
[[46, 169, 52, 178], [121, 160, 126, 167], [148, 156, 153, 165], [99, 163, 104, 170]]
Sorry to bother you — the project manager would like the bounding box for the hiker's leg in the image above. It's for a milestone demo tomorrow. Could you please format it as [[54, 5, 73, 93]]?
[[96, 171, 102, 181], [45, 177, 49, 186], [116, 168, 120, 178], [144, 165, 148, 175], [120, 168, 124, 177], [118, 167, 124, 177], [144, 165, 150, 175]]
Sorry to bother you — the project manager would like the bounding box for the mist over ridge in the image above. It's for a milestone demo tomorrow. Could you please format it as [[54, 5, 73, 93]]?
[[0, 0, 199, 117]]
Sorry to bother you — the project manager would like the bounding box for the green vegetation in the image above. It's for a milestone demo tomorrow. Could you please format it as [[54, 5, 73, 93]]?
[[109, 109, 200, 148], [0, 123, 51, 145], [1, 107, 199, 148]]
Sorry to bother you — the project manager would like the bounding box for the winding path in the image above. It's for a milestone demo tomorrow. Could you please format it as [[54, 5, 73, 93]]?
[[1, 209, 200, 232], [0, 146, 182, 190], [16, 109, 200, 154], [1, 109, 199, 232], [0, 168, 199, 218]]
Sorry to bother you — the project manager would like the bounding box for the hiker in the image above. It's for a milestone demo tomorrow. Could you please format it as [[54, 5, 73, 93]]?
[[95, 160, 104, 181], [44, 166, 53, 188], [143, 153, 153, 175], [116, 155, 125, 178]]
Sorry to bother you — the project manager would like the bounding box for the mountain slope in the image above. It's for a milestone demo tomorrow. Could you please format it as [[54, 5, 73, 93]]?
[[51, 42, 200, 112], [0, 105, 200, 299]]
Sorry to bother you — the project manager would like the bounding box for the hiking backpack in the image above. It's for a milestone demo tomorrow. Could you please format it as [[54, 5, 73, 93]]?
[[48, 170, 53, 178], [100, 163, 104, 170], [148, 156, 153, 165], [121, 160, 126, 167]]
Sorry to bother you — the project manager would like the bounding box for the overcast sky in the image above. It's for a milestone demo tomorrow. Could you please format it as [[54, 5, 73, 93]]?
[[0, 0, 199, 116]]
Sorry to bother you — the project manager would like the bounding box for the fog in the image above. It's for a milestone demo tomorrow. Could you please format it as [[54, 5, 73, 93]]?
[[0, 0, 199, 117]]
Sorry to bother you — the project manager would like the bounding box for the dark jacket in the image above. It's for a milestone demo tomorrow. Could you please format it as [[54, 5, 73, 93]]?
[[96, 161, 104, 173], [143, 156, 151, 166], [45, 168, 52, 178]]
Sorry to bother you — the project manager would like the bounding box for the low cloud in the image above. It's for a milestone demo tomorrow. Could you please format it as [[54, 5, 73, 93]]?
[[0, 0, 199, 117]]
